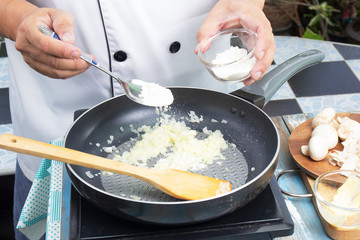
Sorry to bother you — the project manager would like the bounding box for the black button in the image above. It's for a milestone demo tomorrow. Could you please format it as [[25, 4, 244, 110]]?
[[114, 50, 127, 62], [169, 41, 181, 53]]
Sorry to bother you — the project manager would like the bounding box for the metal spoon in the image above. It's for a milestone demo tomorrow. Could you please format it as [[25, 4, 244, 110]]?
[[38, 26, 173, 107], [79, 54, 143, 104]]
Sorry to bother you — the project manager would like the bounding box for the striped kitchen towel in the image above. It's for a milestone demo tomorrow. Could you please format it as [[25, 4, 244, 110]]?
[[17, 139, 64, 240]]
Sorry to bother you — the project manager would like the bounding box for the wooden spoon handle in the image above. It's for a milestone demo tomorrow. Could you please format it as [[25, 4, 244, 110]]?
[[0, 133, 232, 200], [0, 133, 149, 177]]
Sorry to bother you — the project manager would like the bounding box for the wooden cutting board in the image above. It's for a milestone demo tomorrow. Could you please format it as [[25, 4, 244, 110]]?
[[288, 112, 360, 240], [288, 112, 360, 178]]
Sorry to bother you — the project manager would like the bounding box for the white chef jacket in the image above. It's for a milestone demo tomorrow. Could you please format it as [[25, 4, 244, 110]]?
[[6, 0, 230, 181]]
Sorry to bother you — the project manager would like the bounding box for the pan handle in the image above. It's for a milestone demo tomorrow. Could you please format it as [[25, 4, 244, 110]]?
[[276, 169, 313, 198], [230, 49, 325, 108]]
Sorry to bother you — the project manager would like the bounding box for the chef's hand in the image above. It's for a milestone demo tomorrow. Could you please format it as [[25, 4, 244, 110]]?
[[14, 8, 89, 79], [195, 0, 276, 86]]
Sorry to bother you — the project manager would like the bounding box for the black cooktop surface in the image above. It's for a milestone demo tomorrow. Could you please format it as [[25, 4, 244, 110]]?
[[69, 176, 294, 240]]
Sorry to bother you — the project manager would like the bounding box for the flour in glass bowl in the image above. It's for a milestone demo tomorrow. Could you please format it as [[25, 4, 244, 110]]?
[[132, 79, 174, 107], [211, 46, 256, 81]]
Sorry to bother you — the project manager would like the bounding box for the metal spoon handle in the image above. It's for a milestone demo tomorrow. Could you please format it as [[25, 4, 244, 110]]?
[[37, 25, 136, 96], [38, 26, 121, 82], [38, 25, 172, 107], [79, 54, 121, 83]]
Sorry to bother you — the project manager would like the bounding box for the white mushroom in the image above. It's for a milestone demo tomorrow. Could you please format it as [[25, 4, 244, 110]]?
[[331, 119, 340, 130], [337, 117, 360, 141], [329, 128, 360, 170], [301, 145, 310, 156], [312, 108, 336, 129], [308, 135, 328, 161], [311, 124, 339, 149]]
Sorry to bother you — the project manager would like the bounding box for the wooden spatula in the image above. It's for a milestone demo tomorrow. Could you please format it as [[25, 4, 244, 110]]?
[[0, 133, 231, 200]]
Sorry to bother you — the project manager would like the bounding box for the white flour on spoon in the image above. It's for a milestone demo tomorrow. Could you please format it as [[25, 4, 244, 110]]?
[[132, 79, 174, 107]]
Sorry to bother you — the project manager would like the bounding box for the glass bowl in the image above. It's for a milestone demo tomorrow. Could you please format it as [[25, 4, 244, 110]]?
[[314, 170, 360, 230], [198, 28, 257, 83]]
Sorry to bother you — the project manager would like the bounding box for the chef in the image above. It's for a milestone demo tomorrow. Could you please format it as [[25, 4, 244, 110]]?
[[0, 0, 275, 239]]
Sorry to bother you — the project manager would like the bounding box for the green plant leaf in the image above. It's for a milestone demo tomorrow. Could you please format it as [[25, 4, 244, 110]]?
[[309, 15, 320, 28], [303, 27, 324, 40]]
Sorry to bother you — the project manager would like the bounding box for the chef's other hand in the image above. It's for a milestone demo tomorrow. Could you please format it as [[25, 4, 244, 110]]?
[[13, 7, 89, 79], [196, 0, 276, 86]]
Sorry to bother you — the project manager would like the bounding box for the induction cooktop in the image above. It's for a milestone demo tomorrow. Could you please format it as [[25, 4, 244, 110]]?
[[68, 176, 294, 240]]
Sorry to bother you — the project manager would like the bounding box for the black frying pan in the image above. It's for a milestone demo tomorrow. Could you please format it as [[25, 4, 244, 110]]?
[[64, 50, 324, 225]]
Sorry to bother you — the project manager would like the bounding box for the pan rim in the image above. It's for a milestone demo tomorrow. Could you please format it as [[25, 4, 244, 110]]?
[[64, 87, 280, 204]]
